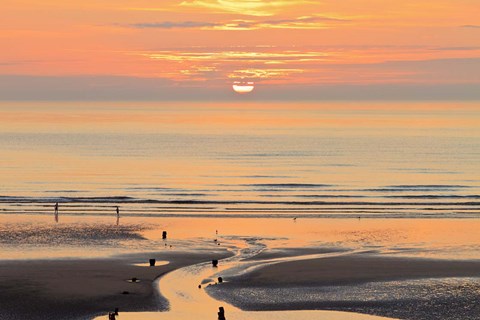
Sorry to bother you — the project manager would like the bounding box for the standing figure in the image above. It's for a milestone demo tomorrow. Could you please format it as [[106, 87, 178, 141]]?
[[218, 306, 226, 320], [116, 206, 120, 226], [54, 202, 59, 223]]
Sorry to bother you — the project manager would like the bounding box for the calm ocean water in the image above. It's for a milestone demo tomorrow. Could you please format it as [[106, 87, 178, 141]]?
[[0, 101, 479, 218]]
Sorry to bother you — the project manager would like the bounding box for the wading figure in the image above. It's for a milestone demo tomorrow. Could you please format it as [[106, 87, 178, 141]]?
[[116, 206, 120, 225]]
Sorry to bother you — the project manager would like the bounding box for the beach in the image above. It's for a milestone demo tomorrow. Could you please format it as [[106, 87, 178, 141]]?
[[0, 250, 231, 320], [1, 252, 479, 320], [0, 215, 479, 319]]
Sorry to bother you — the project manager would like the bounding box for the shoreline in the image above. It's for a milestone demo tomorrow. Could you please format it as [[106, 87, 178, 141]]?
[[1, 212, 480, 219]]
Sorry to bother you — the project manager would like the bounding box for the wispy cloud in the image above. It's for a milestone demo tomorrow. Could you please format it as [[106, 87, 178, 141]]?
[[136, 49, 329, 81], [130, 21, 219, 29], [431, 46, 480, 51], [130, 46, 480, 85], [179, 0, 312, 16], [127, 15, 350, 31], [140, 49, 329, 63], [461, 25, 480, 29], [228, 68, 304, 79]]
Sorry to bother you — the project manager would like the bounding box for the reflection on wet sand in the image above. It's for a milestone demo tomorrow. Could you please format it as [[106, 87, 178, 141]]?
[[95, 238, 395, 320]]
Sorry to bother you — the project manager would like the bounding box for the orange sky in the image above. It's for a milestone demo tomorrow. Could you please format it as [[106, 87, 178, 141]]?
[[1, 0, 479, 99]]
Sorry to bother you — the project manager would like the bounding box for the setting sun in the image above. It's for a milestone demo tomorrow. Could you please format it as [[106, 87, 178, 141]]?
[[232, 81, 255, 93]]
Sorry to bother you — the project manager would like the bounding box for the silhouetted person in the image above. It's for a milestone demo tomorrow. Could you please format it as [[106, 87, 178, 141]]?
[[54, 202, 59, 222], [116, 206, 120, 226], [218, 306, 226, 320]]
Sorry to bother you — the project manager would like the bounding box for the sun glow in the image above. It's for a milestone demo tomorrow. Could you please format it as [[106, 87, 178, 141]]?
[[232, 81, 255, 94]]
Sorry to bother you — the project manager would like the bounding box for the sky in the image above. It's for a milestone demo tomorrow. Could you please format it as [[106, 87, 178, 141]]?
[[1, 0, 480, 100]]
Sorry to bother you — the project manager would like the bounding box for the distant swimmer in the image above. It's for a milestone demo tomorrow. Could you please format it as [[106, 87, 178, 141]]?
[[293, 217, 297, 222]]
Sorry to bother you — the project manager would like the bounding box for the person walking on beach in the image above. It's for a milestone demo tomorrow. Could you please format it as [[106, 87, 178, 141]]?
[[116, 206, 120, 226], [54, 202, 59, 222]]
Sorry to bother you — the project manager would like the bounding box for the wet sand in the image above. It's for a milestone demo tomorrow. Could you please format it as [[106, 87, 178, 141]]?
[[92, 240, 395, 320], [2, 216, 480, 320], [231, 254, 480, 286], [208, 253, 480, 320], [0, 249, 231, 320], [2, 243, 479, 320]]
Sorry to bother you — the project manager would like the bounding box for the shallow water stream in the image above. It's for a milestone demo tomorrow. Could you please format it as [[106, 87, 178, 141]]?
[[94, 237, 396, 320]]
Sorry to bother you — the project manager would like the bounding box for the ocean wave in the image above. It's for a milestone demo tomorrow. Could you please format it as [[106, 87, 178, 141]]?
[[1, 195, 479, 206]]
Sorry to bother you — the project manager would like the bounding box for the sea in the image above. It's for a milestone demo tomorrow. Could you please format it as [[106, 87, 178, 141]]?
[[0, 101, 479, 219]]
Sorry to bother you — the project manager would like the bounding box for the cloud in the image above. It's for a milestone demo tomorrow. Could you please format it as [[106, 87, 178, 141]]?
[[179, 0, 311, 16], [141, 49, 328, 64], [431, 46, 480, 51], [228, 68, 304, 79], [461, 25, 480, 29], [126, 15, 350, 31], [130, 21, 219, 29]]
